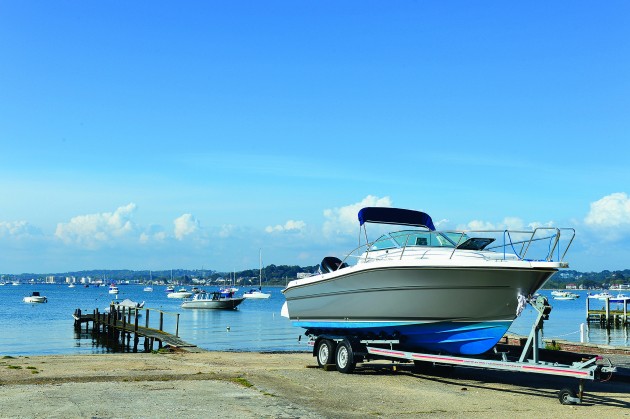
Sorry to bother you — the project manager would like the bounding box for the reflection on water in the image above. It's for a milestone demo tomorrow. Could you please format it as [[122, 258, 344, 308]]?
[[586, 325, 629, 346]]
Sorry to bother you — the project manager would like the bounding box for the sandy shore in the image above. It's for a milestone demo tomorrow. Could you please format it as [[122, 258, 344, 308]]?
[[1, 350, 629, 418]]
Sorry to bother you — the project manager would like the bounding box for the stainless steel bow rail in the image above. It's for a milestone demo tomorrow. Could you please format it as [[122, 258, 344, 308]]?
[[307, 296, 616, 405]]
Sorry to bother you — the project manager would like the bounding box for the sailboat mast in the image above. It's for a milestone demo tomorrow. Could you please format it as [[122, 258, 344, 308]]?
[[259, 249, 262, 289]]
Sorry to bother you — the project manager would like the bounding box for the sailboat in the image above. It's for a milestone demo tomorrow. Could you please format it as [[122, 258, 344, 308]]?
[[243, 250, 271, 299]]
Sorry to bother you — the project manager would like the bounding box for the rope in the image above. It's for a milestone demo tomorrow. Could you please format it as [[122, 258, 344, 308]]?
[[505, 231, 521, 257], [545, 330, 580, 338]]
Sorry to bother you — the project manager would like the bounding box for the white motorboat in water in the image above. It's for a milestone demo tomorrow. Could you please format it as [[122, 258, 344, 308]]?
[[108, 284, 119, 294], [243, 289, 271, 299], [23, 291, 47, 303], [167, 288, 193, 299], [552, 291, 579, 300], [282, 206, 574, 356], [143, 286, 153, 292], [589, 291, 613, 300], [181, 290, 245, 309]]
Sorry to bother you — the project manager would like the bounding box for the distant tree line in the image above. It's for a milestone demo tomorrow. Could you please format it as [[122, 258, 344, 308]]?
[[544, 269, 629, 289], [4, 267, 628, 289], [3, 264, 320, 286]]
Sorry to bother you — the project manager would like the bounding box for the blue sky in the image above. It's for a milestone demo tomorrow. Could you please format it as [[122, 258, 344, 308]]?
[[1, 1, 629, 274]]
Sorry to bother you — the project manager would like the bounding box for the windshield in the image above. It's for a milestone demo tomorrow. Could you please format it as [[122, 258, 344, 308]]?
[[370, 230, 469, 250]]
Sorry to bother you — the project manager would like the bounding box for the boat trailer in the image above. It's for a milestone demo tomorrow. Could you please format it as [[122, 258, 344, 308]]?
[[307, 296, 616, 405]]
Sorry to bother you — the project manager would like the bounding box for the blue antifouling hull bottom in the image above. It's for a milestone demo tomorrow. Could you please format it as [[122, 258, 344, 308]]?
[[294, 320, 513, 355]]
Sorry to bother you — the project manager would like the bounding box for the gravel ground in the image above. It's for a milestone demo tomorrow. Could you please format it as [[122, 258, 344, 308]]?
[[1, 351, 629, 418]]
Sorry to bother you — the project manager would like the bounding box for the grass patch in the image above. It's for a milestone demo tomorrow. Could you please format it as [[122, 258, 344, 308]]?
[[7, 365, 22, 370], [545, 341, 562, 351], [26, 366, 37, 370], [231, 377, 254, 388], [2, 356, 16, 359], [31, 370, 39, 374]]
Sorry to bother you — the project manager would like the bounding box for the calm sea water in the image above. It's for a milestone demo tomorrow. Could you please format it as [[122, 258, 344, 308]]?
[[1, 285, 628, 356]]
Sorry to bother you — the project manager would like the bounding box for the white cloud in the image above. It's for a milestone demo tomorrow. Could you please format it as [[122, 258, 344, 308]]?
[[585, 192, 630, 228], [55, 203, 137, 248], [265, 220, 306, 233], [0, 221, 42, 238], [139, 231, 167, 243], [322, 195, 392, 237], [218, 224, 235, 238], [174, 213, 200, 240]]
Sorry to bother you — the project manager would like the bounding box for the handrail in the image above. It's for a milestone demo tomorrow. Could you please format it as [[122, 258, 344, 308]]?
[[338, 226, 574, 267]]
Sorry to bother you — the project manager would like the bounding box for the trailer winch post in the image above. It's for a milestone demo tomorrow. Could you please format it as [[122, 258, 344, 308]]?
[[518, 295, 552, 364]]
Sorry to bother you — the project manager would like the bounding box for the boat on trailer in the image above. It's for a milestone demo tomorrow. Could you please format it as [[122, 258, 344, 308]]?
[[282, 206, 576, 356], [281, 207, 615, 404]]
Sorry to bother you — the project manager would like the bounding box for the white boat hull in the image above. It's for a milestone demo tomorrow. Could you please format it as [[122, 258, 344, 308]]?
[[167, 291, 193, 299], [243, 291, 270, 299], [24, 296, 47, 303]]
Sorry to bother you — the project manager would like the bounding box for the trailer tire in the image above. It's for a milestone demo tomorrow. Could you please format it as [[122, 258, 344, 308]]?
[[558, 388, 577, 405], [316, 339, 336, 369], [336, 340, 356, 374]]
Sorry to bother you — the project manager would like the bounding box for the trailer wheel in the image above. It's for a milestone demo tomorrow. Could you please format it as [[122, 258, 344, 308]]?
[[336, 340, 356, 374], [316, 339, 336, 369], [558, 388, 577, 405]]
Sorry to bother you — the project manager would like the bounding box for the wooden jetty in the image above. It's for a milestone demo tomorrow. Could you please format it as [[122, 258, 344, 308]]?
[[586, 295, 630, 328], [73, 304, 201, 353]]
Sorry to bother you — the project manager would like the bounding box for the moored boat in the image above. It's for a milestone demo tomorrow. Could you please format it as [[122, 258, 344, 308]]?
[[23, 291, 47, 303], [553, 291, 579, 300], [167, 288, 193, 299], [589, 291, 613, 300], [181, 290, 245, 309], [108, 298, 145, 314], [108, 284, 119, 294], [282, 207, 574, 356], [244, 250, 271, 299]]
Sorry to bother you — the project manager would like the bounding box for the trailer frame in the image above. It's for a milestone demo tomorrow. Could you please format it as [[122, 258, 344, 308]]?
[[306, 295, 616, 405]]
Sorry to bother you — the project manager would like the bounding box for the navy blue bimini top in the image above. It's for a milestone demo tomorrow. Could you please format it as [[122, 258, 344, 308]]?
[[357, 207, 436, 231]]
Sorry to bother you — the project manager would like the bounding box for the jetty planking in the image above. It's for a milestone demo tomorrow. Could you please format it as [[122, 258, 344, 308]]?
[[73, 304, 202, 353]]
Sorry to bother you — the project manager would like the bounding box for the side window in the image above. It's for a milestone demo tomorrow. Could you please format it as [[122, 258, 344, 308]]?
[[415, 237, 428, 246]]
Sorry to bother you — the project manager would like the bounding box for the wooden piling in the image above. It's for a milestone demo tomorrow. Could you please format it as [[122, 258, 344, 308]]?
[[71, 306, 191, 353]]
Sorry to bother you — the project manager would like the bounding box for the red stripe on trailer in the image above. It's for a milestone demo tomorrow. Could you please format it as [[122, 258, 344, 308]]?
[[521, 365, 591, 376], [411, 354, 465, 364], [370, 348, 406, 357]]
